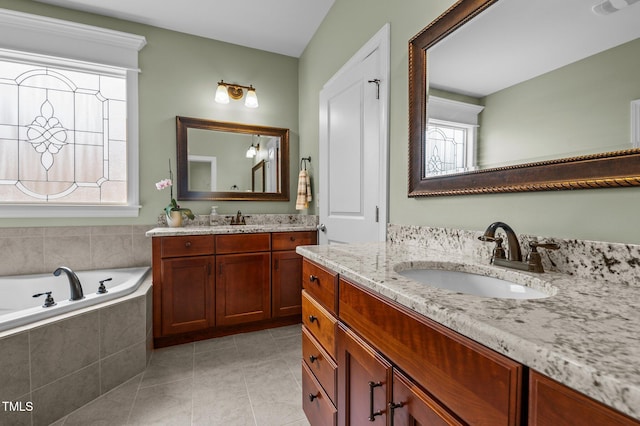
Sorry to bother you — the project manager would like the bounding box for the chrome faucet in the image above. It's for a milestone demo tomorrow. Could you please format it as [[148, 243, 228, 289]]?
[[479, 221, 559, 273], [53, 266, 84, 300]]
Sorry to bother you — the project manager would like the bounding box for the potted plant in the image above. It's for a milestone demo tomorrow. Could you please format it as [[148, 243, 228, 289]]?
[[155, 160, 194, 227]]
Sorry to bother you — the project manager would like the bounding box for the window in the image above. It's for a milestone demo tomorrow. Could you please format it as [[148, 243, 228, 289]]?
[[426, 120, 474, 175], [425, 96, 484, 176], [0, 9, 146, 217]]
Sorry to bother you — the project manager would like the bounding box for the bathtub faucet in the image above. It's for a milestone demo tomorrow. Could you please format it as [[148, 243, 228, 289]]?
[[53, 266, 84, 301]]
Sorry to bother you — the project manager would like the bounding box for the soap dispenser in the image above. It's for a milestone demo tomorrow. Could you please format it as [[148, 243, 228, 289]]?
[[209, 206, 219, 226]]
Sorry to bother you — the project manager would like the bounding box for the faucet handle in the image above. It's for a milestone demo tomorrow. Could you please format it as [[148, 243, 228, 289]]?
[[479, 235, 506, 261], [527, 241, 559, 273], [529, 241, 560, 252]]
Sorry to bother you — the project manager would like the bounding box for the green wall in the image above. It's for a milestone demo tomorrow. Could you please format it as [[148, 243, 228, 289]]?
[[3, 0, 640, 244], [299, 0, 640, 244], [479, 38, 640, 167], [0, 0, 299, 226]]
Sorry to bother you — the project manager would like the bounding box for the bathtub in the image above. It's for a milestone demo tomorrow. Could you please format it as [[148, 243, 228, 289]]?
[[0, 266, 150, 332]]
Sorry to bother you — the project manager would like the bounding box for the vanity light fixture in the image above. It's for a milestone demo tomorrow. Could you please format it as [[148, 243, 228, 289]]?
[[246, 135, 261, 158], [215, 80, 259, 108]]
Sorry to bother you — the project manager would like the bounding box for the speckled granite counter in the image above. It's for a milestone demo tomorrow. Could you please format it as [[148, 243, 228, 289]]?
[[146, 213, 318, 237], [296, 225, 640, 421]]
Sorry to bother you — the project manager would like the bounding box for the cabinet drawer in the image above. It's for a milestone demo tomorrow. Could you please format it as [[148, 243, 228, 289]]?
[[160, 235, 214, 258], [339, 278, 523, 426], [215, 233, 270, 254], [272, 231, 317, 251], [302, 361, 337, 426], [302, 326, 337, 404], [302, 259, 338, 314], [302, 290, 337, 358]]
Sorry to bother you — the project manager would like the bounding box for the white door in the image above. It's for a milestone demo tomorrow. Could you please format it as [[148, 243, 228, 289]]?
[[318, 24, 389, 245]]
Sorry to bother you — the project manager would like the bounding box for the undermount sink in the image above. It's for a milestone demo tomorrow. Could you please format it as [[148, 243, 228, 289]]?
[[397, 268, 551, 300]]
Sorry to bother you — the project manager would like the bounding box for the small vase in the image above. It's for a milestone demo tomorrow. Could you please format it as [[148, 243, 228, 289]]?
[[166, 211, 183, 227]]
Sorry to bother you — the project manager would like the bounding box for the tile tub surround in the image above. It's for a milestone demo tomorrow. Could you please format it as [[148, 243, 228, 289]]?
[[0, 225, 153, 277], [0, 277, 153, 426], [297, 225, 640, 421]]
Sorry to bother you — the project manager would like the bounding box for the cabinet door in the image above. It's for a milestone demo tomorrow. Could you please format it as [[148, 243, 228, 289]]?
[[216, 252, 271, 326], [529, 371, 639, 426], [160, 256, 214, 336], [337, 324, 391, 426], [391, 369, 464, 426], [272, 250, 303, 317]]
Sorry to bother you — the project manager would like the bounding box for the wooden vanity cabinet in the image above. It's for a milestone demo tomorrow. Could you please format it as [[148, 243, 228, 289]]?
[[529, 371, 639, 426], [152, 230, 316, 347], [272, 231, 317, 317], [337, 276, 523, 426], [153, 235, 215, 337], [215, 233, 271, 326]]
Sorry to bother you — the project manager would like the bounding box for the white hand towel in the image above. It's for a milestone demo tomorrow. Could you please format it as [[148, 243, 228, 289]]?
[[295, 170, 312, 210]]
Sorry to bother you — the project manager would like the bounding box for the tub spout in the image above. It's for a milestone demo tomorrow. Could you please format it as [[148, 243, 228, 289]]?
[[53, 266, 84, 301]]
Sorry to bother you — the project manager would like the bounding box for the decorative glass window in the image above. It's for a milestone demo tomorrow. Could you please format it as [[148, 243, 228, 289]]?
[[425, 96, 484, 176], [0, 9, 146, 217], [426, 120, 471, 175], [0, 53, 127, 205]]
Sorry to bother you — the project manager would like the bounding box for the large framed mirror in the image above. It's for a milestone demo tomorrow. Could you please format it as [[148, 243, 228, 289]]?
[[408, 0, 640, 196], [176, 116, 289, 201]]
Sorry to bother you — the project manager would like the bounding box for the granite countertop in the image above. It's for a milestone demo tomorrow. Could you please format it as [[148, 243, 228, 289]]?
[[146, 224, 318, 237], [296, 241, 640, 421]]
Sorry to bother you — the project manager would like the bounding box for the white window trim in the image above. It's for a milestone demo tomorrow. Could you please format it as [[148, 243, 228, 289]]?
[[0, 9, 146, 218]]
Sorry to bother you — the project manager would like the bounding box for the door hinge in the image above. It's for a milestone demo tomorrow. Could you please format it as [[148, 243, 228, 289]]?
[[375, 205, 379, 222]]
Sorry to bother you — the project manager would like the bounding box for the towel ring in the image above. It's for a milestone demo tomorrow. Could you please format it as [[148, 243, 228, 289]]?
[[300, 156, 311, 170]]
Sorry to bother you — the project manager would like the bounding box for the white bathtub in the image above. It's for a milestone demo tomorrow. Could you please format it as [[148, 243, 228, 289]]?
[[0, 266, 150, 332]]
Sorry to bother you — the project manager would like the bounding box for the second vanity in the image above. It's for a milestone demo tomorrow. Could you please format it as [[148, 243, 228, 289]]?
[[297, 225, 640, 425], [146, 216, 317, 347]]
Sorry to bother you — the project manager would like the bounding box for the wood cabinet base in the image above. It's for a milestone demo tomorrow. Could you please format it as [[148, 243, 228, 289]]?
[[153, 315, 301, 348]]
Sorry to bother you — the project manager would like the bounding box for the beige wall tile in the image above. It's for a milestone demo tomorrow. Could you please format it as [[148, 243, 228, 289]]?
[[30, 312, 100, 388], [100, 296, 146, 357], [44, 235, 91, 271], [100, 342, 146, 394], [0, 332, 30, 401], [0, 236, 45, 276]]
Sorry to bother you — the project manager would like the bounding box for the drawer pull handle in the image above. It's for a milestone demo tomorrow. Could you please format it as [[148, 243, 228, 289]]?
[[290, 236, 296, 242], [389, 402, 404, 426], [309, 275, 318, 282], [185, 241, 192, 247], [308, 393, 319, 402], [309, 355, 319, 363], [368, 381, 383, 421], [308, 315, 318, 323]]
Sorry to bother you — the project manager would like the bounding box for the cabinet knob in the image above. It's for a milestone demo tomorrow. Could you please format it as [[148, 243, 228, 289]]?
[[308, 393, 319, 402], [309, 355, 319, 363], [185, 241, 192, 247], [309, 274, 318, 283], [308, 315, 318, 323], [290, 236, 296, 242]]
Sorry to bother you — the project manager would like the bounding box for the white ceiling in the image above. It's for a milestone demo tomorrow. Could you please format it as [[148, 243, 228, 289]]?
[[33, 0, 335, 57], [429, 0, 640, 97]]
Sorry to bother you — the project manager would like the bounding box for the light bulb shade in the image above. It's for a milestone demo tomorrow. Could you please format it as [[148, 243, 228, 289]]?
[[246, 144, 257, 158], [245, 88, 259, 108], [215, 83, 230, 104]]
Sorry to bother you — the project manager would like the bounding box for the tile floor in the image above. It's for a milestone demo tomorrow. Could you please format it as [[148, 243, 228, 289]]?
[[50, 324, 310, 426]]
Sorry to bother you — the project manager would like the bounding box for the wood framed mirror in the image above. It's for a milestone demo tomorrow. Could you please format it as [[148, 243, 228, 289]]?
[[408, 0, 640, 196], [176, 116, 289, 201]]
